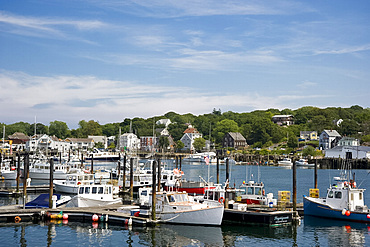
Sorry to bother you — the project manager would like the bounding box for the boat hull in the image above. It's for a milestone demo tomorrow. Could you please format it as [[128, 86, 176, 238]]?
[[54, 182, 79, 194], [303, 196, 370, 223], [29, 171, 67, 180], [158, 205, 224, 226], [1, 171, 17, 180], [67, 196, 121, 207]]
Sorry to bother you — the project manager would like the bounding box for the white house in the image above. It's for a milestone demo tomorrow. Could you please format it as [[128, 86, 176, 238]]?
[[88, 135, 108, 149], [319, 130, 341, 150], [338, 137, 360, 147], [272, 115, 294, 126], [325, 146, 370, 159], [156, 119, 172, 127], [26, 134, 71, 153], [65, 138, 94, 151], [180, 125, 202, 152], [119, 133, 140, 151]]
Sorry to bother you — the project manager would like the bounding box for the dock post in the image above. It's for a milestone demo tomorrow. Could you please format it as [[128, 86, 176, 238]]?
[[90, 154, 94, 174], [179, 156, 182, 171], [22, 153, 29, 209], [123, 155, 127, 191], [118, 153, 121, 177], [216, 156, 220, 184], [16, 152, 20, 193], [226, 158, 229, 182], [80, 153, 84, 169], [225, 158, 229, 208], [292, 158, 300, 224], [151, 159, 157, 221], [314, 157, 318, 188], [49, 158, 54, 208], [175, 156, 178, 169], [130, 157, 134, 202], [157, 158, 161, 192]]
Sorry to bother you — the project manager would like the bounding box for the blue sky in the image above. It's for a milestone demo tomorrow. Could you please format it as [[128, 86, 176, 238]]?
[[1, 0, 369, 129]]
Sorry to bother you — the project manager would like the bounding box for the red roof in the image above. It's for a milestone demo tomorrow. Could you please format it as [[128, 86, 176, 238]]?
[[183, 128, 199, 134]]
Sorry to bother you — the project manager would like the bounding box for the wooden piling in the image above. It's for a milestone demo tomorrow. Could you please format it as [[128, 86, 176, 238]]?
[[157, 158, 161, 192], [22, 153, 29, 209], [130, 158, 134, 202], [49, 158, 54, 208], [216, 156, 220, 184], [314, 157, 318, 188], [16, 152, 20, 193], [123, 155, 127, 191], [90, 154, 94, 174], [151, 159, 157, 221]]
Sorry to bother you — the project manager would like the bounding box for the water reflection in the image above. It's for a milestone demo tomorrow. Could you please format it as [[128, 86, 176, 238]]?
[[304, 216, 369, 247]]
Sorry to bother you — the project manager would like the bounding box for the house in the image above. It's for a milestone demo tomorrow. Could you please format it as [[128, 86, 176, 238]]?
[[325, 146, 370, 159], [26, 134, 71, 152], [156, 119, 172, 127], [333, 119, 343, 127], [8, 132, 29, 151], [222, 132, 248, 149], [299, 131, 318, 141], [338, 137, 359, 147], [65, 138, 94, 151], [140, 136, 157, 152], [119, 133, 140, 151], [272, 115, 294, 126], [88, 135, 108, 149], [155, 128, 170, 136], [319, 130, 341, 150], [180, 125, 202, 152]]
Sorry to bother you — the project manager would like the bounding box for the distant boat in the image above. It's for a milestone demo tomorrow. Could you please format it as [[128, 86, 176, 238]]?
[[303, 159, 370, 223], [85, 148, 120, 161], [1, 163, 17, 180], [278, 158, 293, 167], [54, 173, 94, 194], [182, 152, 217, 163], [237, 181, 277, 206], [295, 158, 315, 167], [29, 160, 69, 180]]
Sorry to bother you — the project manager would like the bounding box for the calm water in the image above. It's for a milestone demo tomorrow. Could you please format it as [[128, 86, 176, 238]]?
[[1, 160, 370, 246]]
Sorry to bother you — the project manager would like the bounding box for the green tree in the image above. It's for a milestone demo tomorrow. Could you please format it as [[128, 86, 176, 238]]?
[[94, 142, 104, 149], [49, 120, 70, 139], [175, 140, 184, 151], [339, 119, 360, 136], [193, 137, 206, 152], [158, 136, 170, 152], [78, 120, 102, 137], [302, 146, 316, 157], [213, 119, 239, 143]]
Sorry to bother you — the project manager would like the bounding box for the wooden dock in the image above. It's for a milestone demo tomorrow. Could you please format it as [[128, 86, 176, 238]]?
[[0, 185, 51, 197]]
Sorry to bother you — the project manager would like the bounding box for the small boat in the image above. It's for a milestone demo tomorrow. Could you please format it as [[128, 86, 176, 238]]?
[[85, 148, 120, 161], [303, 159, 370, 223], [237, 181, 277, 206], [54, 173, 95, 194], [295, 158, 315, 167], [278, 158, 293, 167], [182, 152, 217, 164], [139, 189, 224, 225], [1, 164, 17, 180], [66, 184, 122, 207], [29, 161, 69, 180], [168, 179, 215, 195], [25, 193, 71, 208]]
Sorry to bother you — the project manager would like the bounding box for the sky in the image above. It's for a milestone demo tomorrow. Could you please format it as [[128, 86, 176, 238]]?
[[1, 0, 369, 129]]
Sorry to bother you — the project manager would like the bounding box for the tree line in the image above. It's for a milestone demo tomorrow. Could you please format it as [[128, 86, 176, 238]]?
[[1, 105, 369, 149]]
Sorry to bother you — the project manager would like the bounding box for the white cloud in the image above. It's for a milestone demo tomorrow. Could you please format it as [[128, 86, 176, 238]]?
[[0, 70, 320, 128]]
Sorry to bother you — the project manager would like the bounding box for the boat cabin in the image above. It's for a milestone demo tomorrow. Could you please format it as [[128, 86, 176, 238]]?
[[326, 178, 366, 211], [77, 184, 115, 200]]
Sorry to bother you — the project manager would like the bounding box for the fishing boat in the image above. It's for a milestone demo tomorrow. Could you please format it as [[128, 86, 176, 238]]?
[[1, 164, 17, 180], [295, 158, 315, 167], [66, 184, 121, 207], [303, 159, 370, 223], [139, 188, 224, 225], [85, 148, 120, 161], [237, 180, 277, 206], [182, 152, 217, 163], [54, 173, 95, 194], [29, 160, 69, 180], [278, 157, 293, 167]]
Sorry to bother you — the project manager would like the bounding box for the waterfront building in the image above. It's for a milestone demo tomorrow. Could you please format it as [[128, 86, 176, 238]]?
[[119, 133, 140, 151], [222, 132, 248, 149], [338, 137, 360, 147], [319, 130, 341, 150], [65, 138, 94, 151], [180, 125, 202, 152], [325, 145, 370, 159], [88, 135, 108, 149]]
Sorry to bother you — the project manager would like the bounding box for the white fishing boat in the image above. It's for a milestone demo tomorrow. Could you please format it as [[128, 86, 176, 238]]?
[[85, 148, 120, 161], [54, 173, 94, 194], [278, 157, 293, 167], [295, 158, 315, 167], [66, 184, 121, 207], [1, 163, 18, 180], [29, 161, 69, 180], [182, 152, 217, 163], [139, 189, 224, 226]]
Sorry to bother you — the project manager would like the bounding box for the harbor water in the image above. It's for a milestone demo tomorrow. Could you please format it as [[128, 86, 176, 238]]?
[[1, 160, 370, 246]]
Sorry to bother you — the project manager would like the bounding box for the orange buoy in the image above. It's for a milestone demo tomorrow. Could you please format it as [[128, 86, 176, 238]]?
[[14, 216, 21, 223]]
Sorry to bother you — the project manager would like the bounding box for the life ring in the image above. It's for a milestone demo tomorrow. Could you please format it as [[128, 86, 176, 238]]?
[[77, 182, 81, 185], [14, 216, 21, 223], [218, 197, 225, 204]]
